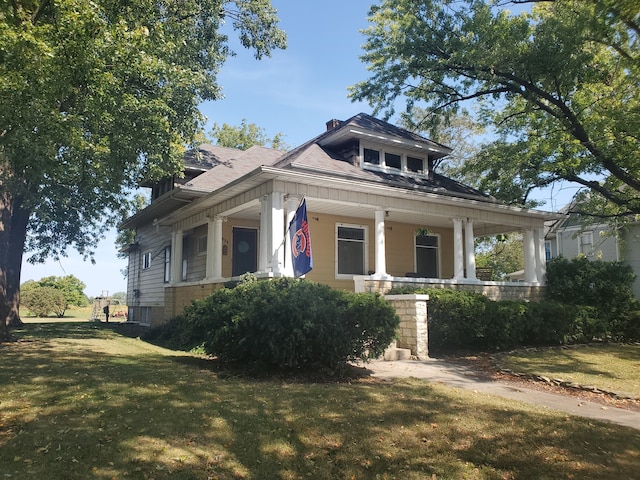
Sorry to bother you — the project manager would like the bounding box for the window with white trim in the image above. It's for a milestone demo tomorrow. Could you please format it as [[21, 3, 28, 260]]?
[[142, 252, 151, 269], [406, 156, 424, 173], [363, 148, 380, 165], [336, 224, 367, 277], [361, 145, 428, 176], [385, 152, 401, 170], [579, 231, 594, 256], [415, 234, 439, 278], [197, 235, 207, 256], [163, 247, 171, 283]]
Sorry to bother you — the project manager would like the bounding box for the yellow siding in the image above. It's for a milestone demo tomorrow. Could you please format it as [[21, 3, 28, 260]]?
[[301, 212, 454, 291]]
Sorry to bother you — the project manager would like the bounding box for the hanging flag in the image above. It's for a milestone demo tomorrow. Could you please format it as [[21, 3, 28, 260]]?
[[289, 199, 313, 278]]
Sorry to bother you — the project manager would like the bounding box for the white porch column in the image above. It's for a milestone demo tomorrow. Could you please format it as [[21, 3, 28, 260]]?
[[269, 192, 285, 275], [464, 220, 477, 281], [205, 216, 223, 279], [374, 209, 388, 277], [535, 226, 546, 285], [523, 229, 538, 283], [258, 196, 269, 272], [452, 218, 464, 280], [170, 229, 183, 284], [283, 196, 300, 277]]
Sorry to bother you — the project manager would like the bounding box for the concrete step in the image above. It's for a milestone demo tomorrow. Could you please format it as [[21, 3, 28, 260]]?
[[383, 341, 412, 361]]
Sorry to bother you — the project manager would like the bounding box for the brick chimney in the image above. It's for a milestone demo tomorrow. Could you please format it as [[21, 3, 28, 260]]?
[[326, 119, 342, 131]]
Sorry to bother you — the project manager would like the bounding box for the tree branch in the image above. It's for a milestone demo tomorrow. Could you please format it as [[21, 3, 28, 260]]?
[[31, 0, 51, 24], [563, 173, 639, 214]]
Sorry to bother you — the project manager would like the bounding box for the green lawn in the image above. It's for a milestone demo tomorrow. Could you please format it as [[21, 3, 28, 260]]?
[[1, 322, 639, 480], [497, 344, 640, 398], [21, 304, 128, 323]]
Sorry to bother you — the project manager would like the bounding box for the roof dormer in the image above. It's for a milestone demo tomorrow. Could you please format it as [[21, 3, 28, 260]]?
[[318, 113, 451, 179]]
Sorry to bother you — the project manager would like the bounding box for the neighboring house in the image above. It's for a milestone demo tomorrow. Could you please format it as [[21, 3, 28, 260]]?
[[120, 113, 561, 327], [545, 199, 640, 298]]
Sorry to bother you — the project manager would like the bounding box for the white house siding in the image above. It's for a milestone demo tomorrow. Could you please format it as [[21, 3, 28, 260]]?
[[126, 223, 172, 325], [183, 224, 208, 282], [555, 225, 618, 261], [621, 224, 640, 299]]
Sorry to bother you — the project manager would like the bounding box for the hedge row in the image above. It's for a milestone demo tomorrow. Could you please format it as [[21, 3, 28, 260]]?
[[147, 276, 399, 370], [386, 258, 640, 353], [387, 287, 639, 353]]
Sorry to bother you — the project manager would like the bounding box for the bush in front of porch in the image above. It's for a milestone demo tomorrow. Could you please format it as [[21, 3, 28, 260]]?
[[388, 258, 640, 353], [388, 291, 639, 354], [146, 277, 399, 371]]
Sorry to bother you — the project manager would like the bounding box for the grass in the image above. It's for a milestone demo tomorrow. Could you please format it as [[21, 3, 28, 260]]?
[[21, 304, 128, 323], [1, 323, 639, 480], [497, 344, 640, 398]]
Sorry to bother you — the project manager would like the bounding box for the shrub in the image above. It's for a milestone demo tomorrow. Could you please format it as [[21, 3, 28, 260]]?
[[423, 289, 485, 351], [151, 278, 399, 371], [21, 286, 66, 317], [546, 257, 639, 340]]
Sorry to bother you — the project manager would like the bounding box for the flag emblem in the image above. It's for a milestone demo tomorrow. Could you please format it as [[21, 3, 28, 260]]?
[[289, 199, 312, 277]]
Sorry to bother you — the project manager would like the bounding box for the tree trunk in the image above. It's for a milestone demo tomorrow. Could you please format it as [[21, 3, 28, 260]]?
[[0, 191, 15, 341], [7, 198, 29, 328], [0, 190, 30, 341]]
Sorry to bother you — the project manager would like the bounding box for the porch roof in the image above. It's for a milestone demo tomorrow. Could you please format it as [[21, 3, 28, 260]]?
[[156, 165, 564, 236]]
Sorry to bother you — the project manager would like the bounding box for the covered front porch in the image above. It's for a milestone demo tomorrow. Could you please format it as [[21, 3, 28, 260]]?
[[149, 168, 559, 323]]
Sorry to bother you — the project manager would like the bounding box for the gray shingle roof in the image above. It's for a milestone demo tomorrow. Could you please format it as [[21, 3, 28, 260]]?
[[185, 144, 285, 192]]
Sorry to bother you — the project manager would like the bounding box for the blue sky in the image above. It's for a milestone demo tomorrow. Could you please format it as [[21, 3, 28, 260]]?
[[21, 1, 580, 298]]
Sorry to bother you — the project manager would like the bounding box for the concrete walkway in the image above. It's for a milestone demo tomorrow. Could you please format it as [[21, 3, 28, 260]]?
[[361, 358, 640, 431]]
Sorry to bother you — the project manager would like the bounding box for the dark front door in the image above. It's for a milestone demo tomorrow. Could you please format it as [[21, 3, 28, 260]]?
[[232, 227, 258, 277]]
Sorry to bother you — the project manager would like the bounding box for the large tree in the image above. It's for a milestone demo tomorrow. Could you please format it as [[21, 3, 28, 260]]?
[[0, 0, 286, 340], [350, 0, 640, 213], [210, 118, 289, 150]]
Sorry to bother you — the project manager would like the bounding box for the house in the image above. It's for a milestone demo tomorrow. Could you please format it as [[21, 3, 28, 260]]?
[[545, 198, 640, 298], [120, 113, 561, 327]]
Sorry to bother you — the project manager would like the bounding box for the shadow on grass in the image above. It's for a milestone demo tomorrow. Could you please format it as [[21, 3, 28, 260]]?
[[503, 344, 640, 385], [1, 324, 639, 479]]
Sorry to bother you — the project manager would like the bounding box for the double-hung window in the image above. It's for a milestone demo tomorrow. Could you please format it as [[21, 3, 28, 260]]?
[[142, 252, 152, 269], [415, 234, 439, 278], [336, 224, 367, 276], [163, 247, 171, 283], [579, 231, 594, 256]]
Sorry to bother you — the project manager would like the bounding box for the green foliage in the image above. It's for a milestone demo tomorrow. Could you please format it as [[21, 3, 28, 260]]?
[[0, 0, 286, 336], [148, 278, 399, 370], [387, 285, 640, 353], [475, 234, 524, 280], [350, 0, 640, 216], [115, 193, 149, 260], [399, 108, 485, 178], [546, 257, 635, 308], [111, 292, 127, 303], [35, 275, 88, 307], [21, 275, 88, 309], [546, 257, 639, 340], [209, 118, 289, 150], [21, 285, 67, 317]]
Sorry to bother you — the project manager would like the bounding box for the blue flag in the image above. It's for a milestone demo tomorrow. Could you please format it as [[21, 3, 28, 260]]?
[[289, 199, 313, 278]]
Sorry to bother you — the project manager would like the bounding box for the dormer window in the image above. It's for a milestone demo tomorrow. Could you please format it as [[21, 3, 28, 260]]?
[[363, 148, 380, 165], [385, 152, 401, 170], [360, 144, 428, 177], [407, 156, 424, 173]]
